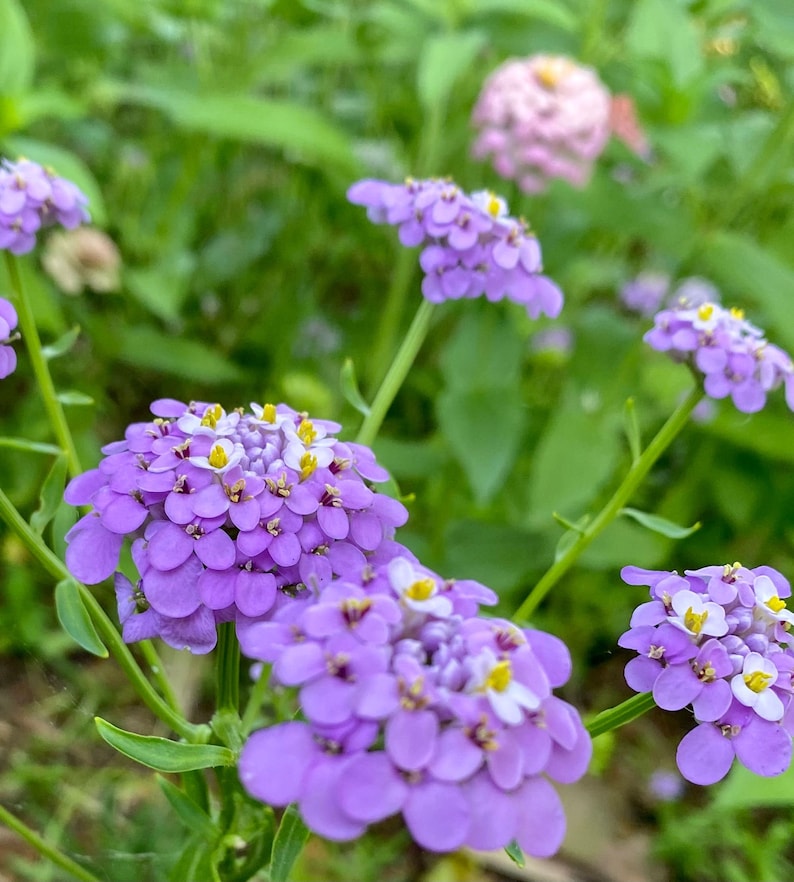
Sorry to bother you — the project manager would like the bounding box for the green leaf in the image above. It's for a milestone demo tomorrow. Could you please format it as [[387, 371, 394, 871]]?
[[56, 390, 94, 406], [416, 30, 487, 112], [157, 776, 219, 839], [468, 0, 577, 31], [168, 833, 219, 882], [586, 692, 656, 738], [504, 840, 525, 868], [623, 398, 641, 463], [270, 806, 310, 882], [55, 579, 108, 658], [30, 454, 68, 535], [340, 358, 371, 417], [3, 136, 107, 225], [101, 81, 357, 176], [0, 0, 34, 95], [42, 325, 81, 361], [95, 717, 235, 772], [620, 508, 701, 539], [125, 252, 196, 324], [714, 761, 794, 810], [110, 325, 244, 383], [625, 0, 703, 87], [0, 436, 62, 455]]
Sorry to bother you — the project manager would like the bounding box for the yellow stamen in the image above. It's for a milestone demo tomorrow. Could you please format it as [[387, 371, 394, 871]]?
[[201, 404, 223, 428], [486, 192, 501, 217], [684, 606, 708, 635], [767, 596, 787, 613], [299, 452, 318, 481], [485, 660, 513, 693], [262, 403, 277, 423], [729, 307, 745, 320], [298, 419, 317, 445], [744, 670, 772, 693], [536, 62, 560, 88], [208, 444, 228, 469], [406, 578, 436, 602], [697, 303, 715, 321]]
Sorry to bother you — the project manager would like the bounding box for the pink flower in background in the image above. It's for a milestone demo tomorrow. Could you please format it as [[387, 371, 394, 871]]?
[[609, 94, 651, 160], [471, 55, 612, 193]]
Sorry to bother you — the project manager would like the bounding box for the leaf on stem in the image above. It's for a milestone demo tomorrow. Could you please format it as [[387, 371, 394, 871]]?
[[623, 397, 641, 463], [504, 840, 525, 867], [156, 776, 219, 839], [94, 717, 236, 772], [30, 454, 68, 535], [620, 507, 701, 539], [416, 30, 487, 112], [270, 805, 310, 882], [55, 578, 108, 658], [0, 436, 62, 455], [340, 358, 371, 417], [42, 326, 81, 361]]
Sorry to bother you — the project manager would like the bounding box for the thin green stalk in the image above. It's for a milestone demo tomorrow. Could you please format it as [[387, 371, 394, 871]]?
[[3, 252, 82, 479], [0, 803, 102, 882], [138, 639, 184, 716], [587, 692, 656, 739], [356, 299, 434, 447], [0, 486, 204, 741], [241, 664, 271, 736], [216, 622, 240, 713], [514, 385, 703, 622]]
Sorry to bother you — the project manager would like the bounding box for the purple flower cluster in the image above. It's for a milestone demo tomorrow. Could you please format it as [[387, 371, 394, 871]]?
[[0, 158, 90, 254], [471, 55, 611, 193], [645, 299, 794, 413], [619, 563, 794, 785], [63, 400, 408, 653], [620, 273, 718, 318], [347, 177, 563, 319], [0, 297, 19, 379], [239, 553, 591, 854]]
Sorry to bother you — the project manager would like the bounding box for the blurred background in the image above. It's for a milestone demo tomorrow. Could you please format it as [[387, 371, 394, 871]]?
[[1, 0, 793, 879]]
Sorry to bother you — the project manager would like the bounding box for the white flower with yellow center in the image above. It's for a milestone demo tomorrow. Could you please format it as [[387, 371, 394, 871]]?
[[467, 647, 540, 725], [178, 403, 240, 437], [387, 557, 452, 618], [668, 590, 728, 638], [731, 652, 784, 721], [189, 438, 244, 474], [752, 574, 794, 627]]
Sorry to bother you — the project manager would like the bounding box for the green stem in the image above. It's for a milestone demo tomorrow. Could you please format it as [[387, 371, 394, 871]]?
[[0, 803, 102, 882], [356, 299, 435, 447], [138, 639, 184, 716], [216, 622, 240, 713], [0, 486, 204, 742], [3, 252, 82, 479], [241, 664, 271, 736], [514, 385, 703, 622], [586, 692, 656, 739]]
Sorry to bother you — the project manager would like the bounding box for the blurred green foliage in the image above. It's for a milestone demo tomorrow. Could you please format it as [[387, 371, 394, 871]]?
[[1, 0, 794, 879]]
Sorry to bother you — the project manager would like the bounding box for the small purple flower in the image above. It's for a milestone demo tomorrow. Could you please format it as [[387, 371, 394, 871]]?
[[63, 399, 407, 653], [620, 562, 794, 784], [0, 297, 19, 378], [644, 299, 794, 414], [347, 177, 563, 320], [0, 158, 90, 254], [620, 272, 670, 317], [471, 55, 611, 193], [239, 557, 590, 855]]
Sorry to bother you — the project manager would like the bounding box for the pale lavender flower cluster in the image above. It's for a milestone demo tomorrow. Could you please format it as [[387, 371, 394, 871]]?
[[63, 400, 408, 653], [0, 297, 19, 379], [0, 158, 90, 254], [619, 563, 794, 785], [347, 177, 563, 319], [645, 299, 794, 413], [471, 55, 611, 193], [239, 554, 591, 854], [620, 273, 718, 317]]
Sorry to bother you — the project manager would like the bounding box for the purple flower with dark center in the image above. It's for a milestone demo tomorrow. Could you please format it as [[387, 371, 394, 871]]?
[[0, 297, 19, 378], [64, 399, 407, 653], [239, 556, 591, 855], [347, 177, 563, 320], [0, 157, 89, 254], [620, 562, 794, 783], [644, 299, 794, 413]]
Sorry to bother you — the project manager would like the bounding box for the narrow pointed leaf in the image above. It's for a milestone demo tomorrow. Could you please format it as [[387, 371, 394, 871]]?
[[620, 507, 701, 539], [270, 805, 310, 882], [42, 326, 81, 360], [0, 0, 34, 94], [95, 717, 235, 772], [504, 840, 525, 867], [340, 358, 370, 417], [56, 390, 94, 406], [417, 30, 486, 112], [30, 454, 68, 534], [0, 437, 62, 455], [168, 833, 219, 882], [157, 776, 219, 839], [55, 578, 108, 658]]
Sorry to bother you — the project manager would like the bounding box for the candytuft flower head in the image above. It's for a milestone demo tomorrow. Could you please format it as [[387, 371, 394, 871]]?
[[644, 297, 794, 413], [471, 55, 611, 193], [0, 158, 90, 255], [0, 297, 19, 379], [63, 399, 408, 653], [619, 563, 794, 785], [239, 556, 590, 855], [347, 177, 563, 319]]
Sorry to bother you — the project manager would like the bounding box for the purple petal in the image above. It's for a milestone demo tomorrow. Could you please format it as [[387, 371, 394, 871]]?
[[143, 555, 204, 617], [147, 523, 194, 571], [235, 571, 277, 617], [65, 521, 123, 584], [515, 777, 566, 858], [300, 676, 356, 726], [300, 759, 367, 842], [653, 664, 702, 711], [239, 723, 317, 805], [337, 752, 408, 823], [734, 717, 792, 778], [676, 724, 735, 784], [195, 529, 236, 570], [385, 709, 439, 771], [428, 728, 483, 782], [403, 781, 470, 853]]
